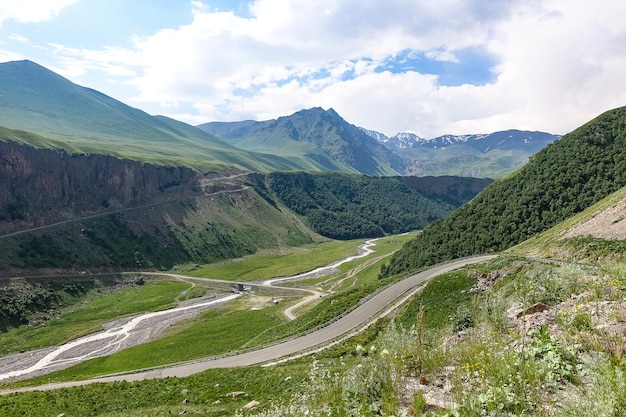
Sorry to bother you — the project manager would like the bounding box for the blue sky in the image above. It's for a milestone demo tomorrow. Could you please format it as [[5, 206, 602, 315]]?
[[1, 0, 626, 138]]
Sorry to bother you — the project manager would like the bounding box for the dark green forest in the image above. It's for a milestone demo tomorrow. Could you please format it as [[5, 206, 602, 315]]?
[[381, 105, 626, 278], [262, 172, 457, 239]]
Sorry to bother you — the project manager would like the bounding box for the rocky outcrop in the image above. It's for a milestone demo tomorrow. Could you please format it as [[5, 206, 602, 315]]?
[[0, 140, 316, 277], [0, 141, 201, 234]]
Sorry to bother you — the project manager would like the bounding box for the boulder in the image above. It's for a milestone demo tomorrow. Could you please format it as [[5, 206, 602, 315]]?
[[243, 400, 261, 409]]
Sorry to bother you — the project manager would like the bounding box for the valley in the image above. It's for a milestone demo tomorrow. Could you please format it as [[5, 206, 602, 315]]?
[[0, 238, 382, 383], [0, 246, 493, 395], [1, 58, 626, 416]]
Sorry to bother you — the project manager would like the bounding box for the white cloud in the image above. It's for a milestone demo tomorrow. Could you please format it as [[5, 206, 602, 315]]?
[[8, 33, 29, 44], [455, 0, 626, 135], [0, 0, 79, 26], [21, 0, 626, 138], [425, 50, 460, 64], [110, 0, 521, 133]]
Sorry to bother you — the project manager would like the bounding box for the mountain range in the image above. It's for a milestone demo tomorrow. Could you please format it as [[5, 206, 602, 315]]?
[[367, 130, 557, 153], [367, 129, 560, 178], [0, 60, 558, 178], [200, 112, 560, 179], [0, 60, 333, 173]]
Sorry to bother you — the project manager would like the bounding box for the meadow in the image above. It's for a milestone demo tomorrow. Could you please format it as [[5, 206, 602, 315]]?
[[6, 242, 626, 416], [1, 234, 414, 390], [184, 239, 369, 281]]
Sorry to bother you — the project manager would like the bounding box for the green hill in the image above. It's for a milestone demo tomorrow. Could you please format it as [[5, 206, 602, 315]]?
[[381, 104, 626, 277], [0, 60, 308, 172]]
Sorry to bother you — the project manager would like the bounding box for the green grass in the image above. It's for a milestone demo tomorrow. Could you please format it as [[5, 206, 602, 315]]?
[[22, 298, 286, 384], [398, 267, 482, 331], [0, 280, 199, 355], [185, 239, 365, 281], [0, 363, 312, 417]]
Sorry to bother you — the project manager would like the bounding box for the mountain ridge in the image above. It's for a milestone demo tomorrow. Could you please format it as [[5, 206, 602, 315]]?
[[361, 128, 560, 178], [199, 107, 406, 175], [1, 60, 556, 178], [201, 112, 558, 178]]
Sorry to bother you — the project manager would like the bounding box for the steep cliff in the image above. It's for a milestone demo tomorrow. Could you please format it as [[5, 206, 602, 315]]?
[[0, 140, 490, 277], [0, 140, 203, 234], [0, 141, 314, 277]]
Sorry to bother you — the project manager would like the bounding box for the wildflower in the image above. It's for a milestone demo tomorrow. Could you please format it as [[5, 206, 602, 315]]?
[[369, 345, 377, 353], [381, 349, 389, 356], [355, 344, 365, 354]]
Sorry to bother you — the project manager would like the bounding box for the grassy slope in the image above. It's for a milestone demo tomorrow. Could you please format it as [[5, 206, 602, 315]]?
[[0, 187, 317, 275], [0, 61, 312, 173], [212, 108, 403, 175]]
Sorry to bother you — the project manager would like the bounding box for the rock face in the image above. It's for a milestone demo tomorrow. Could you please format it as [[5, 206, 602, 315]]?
[[0, 141, 199, 234], [0, 141, 314, 277]]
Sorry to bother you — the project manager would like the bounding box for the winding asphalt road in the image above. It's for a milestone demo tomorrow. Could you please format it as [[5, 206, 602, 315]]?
[[1, 254, 495, 395]]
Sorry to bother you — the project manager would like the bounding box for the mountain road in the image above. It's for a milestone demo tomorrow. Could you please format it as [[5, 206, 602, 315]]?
[[0, 254, 496, 395]]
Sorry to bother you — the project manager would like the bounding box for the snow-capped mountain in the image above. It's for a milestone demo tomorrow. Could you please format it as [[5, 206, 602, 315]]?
[[364, 129, 559, 154], [359, 129, 424, 149], [361, 128, 560, 178]]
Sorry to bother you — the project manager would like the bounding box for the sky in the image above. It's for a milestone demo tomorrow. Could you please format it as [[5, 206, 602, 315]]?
[[1, 0, 626, 138]]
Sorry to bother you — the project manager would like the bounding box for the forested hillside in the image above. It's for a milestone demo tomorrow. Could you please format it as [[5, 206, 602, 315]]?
[[257, 172, 488, 239], [381, 105, 626, 277]]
